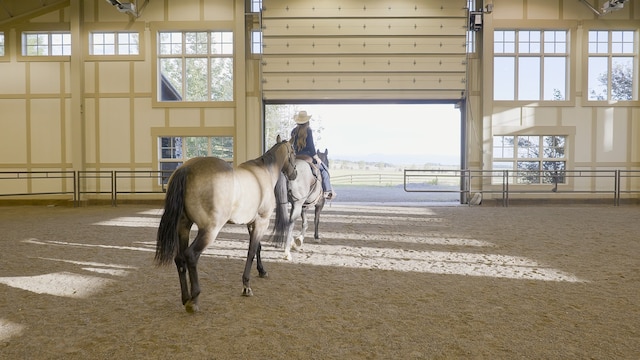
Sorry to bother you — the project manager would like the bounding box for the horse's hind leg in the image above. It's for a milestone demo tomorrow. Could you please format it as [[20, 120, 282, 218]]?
[[296, 207, 309, 248], [183, 226, 220, 313], [243, 218, 269, 296], [313, 201, 324, 242], [174, 217, 193, 309]]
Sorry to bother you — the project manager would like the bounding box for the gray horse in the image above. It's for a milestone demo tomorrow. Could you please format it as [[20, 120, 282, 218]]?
[[274, 149, 329, 260]]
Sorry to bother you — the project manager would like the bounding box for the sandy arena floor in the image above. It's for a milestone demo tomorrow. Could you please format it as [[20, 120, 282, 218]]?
[[0, 203, 638, 359]]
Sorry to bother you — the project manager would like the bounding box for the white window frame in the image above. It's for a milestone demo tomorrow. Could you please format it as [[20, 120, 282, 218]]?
[[492, 135, 567, 185], [90, 31, 140, 56], [154, 29, 234, 105], [21, 31, 71, 57], [493, 29, 570, 103], [586, 29, 637, 103]]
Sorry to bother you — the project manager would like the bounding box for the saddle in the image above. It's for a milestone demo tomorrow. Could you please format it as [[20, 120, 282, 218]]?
[[296, 154, 322, 181]]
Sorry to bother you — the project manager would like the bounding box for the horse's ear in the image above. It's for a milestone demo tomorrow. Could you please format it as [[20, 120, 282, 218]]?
[[324, 149, 328, 155], [276, 134, 282, 143]]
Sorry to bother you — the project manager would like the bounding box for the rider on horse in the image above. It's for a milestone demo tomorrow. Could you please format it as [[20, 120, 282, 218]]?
[[291, 111, 336, 200]]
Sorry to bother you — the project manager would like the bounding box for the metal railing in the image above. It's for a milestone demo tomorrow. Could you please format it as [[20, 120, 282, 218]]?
[[404, 169, 636, 206], [1, 169, 640, 207], [0, 171, 76, 202]]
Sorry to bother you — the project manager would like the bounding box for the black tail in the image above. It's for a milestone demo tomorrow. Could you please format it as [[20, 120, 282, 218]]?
[[272, 172, 290, 248], [155, 166, 188, 266]]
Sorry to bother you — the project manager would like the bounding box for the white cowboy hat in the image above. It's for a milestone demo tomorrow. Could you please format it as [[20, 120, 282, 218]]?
[[293, 111, 312, 124]]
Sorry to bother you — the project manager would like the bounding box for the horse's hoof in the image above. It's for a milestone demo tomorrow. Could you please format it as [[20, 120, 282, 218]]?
[[185, 300, 199, 313], [259, 271, 268, 278], [283, 252, 292, 261], [242, 287, 254, 297], [294, 236, 304, 247]]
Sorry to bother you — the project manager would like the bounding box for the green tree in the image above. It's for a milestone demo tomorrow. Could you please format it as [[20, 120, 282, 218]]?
[[592, 61, 633, 101]]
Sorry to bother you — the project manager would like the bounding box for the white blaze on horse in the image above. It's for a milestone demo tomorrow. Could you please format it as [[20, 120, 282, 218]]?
[[273, 149, 329, 261], [155, 136, 297, 313]]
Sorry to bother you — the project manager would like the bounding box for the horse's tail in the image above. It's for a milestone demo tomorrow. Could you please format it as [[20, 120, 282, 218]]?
[[155, 166, 188, 266], [272, 172, 290, 248]]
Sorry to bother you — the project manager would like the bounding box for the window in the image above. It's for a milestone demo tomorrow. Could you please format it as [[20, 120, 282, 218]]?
[[0, 32, 5, 56], [251, 30, 262, 54], [493, 135, 566, 184], [494, 30, 568, 101], [22, 32, 71, 56], [159, 136, 234, 183], [250, 0, 262, 13], [91, 32, 139, 55], [466, 0, 476, 53], [157, 31, 233, 102], [587, 30, 636, 101]]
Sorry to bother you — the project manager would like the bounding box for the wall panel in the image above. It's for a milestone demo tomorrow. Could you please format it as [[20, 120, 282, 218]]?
[[261, 0, 467, 100]]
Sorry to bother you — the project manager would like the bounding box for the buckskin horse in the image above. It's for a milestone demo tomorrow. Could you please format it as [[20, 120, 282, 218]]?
[[155, 136, 297, 312]]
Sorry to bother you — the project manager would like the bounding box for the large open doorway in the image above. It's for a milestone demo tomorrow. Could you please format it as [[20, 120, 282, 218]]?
[[265, 103, 463, 204]]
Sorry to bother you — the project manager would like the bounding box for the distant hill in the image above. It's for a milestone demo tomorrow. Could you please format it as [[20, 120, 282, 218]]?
[[331, 153, 459, 167]]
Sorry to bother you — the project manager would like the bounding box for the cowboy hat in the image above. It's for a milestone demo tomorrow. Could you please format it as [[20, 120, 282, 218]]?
[[293, 111, 312, 124]]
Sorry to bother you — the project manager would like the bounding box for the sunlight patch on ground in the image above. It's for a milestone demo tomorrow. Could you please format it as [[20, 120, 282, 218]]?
[[0, 272, 114, 298], [0, 319, 25, 342], [24, 238, 154, 253]]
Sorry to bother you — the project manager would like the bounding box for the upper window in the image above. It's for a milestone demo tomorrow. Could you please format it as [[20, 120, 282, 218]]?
[[251, 30, 262, 55], [493, 135, 567, 185], [90, 32, 139, 55], [250, 0, 262, 13], [494, 30, 568, 101], [157, 31, 234, 102], [587, 30, 636, 101], [22, 32, 71, 56]]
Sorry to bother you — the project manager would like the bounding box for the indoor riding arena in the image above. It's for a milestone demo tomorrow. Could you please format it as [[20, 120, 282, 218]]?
[[1, 0, 639, 359]]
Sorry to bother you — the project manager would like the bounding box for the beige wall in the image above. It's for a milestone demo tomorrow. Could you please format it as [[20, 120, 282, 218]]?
[[472, 0, 640, 198], [0, 0, 639, 201]]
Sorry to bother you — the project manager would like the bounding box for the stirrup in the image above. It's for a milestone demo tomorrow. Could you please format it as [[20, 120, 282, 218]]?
[[324, 191, 336, 200]]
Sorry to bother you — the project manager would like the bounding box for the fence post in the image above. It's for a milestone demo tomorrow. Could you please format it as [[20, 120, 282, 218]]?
[[112, 171, 117, 207]]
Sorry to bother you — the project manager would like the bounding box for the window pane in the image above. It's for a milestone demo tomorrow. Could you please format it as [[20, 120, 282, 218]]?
[[185, 58, 208, 101], [211, 137, 234, 158], [611, 57, 633, 100], [543, 136, 566, 158], [493, 136, 514, 158], [211, 58, 233, 101], [494, 30, 515, 53], [612, 30, 634, 54], [185, 32, 208, 55], [517, 136, 539, 158], [159, 32, 182, 55], [211, 31, 233, 54], [544, 57, 566, 100], [518, 30, 540, 53], [160, 58, 183, 99], [185, 137, 209, 158], [516, 161, 540, 184], [494, 57, 515, 100], [518, 57, 540, 100], [542, 161, 565, 184], [588, 31, 609, 54], [588, 57, 608, 100], [251, 30, 262, 54]]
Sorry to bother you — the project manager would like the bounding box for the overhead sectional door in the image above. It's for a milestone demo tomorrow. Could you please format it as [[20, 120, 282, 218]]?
[[261, 0, 468, 101]]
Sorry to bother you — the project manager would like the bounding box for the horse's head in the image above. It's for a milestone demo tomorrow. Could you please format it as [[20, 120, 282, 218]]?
[[317, 149, 329, 168], [277, 135, 297, 180]]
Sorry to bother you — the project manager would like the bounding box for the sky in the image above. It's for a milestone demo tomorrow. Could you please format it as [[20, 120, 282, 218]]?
[[287, 103, 461, 165]]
